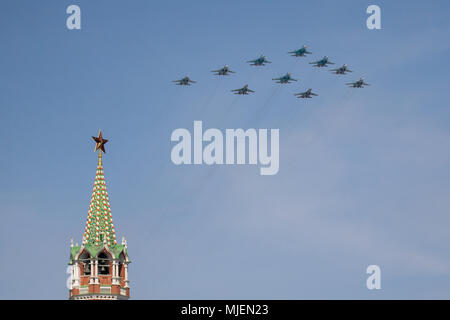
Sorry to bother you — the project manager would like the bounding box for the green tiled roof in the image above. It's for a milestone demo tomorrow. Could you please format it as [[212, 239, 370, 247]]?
[[69, 152, 129, 266], [83, 158, 116, 247]]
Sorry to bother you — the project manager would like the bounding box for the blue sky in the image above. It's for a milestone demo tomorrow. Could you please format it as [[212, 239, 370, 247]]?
[[1, 0, 450, 299]]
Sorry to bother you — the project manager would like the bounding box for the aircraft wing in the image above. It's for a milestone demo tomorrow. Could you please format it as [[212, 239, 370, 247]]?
[[311, 93, 318, 96], [247, 89, 255, 93]]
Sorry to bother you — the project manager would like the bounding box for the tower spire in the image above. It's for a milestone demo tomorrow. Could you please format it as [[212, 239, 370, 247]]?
[[83, 130, 116, 246], [68, 130, 131, 300]]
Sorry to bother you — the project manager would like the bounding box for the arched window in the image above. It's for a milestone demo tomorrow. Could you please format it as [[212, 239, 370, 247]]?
[[98, 252, 111, 275], [79, 251, 91, 276], [118, 252, 125, 278]]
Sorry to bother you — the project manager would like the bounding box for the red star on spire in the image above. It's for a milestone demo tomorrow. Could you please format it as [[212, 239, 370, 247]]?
[[92, 129, 108, 154]]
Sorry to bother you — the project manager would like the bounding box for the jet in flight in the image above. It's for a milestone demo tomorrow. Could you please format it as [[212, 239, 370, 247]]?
[[211, 65, 235, 76], [247, 55, 271, 66], [346, 78, 370, 88], [272, 72, 297, 84], [294, 88, 318, 99], [231, 84, 255, 95], [309, 56, 334, 67], [288, 45, 312, 57], [330, 64, 352, 75], [172, 76, 196, 85]]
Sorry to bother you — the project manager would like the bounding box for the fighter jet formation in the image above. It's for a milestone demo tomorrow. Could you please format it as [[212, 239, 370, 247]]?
[[172, 44, 370, 100]]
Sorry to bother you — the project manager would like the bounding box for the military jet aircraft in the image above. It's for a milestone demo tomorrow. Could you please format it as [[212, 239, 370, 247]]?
[[294, 88, 318, 99], [231, 84, 255, 95], [330, 64, 352, 75], [309, 56, 335, 67], [272, 72, 297, 84], [172, 76, 196, 85], [247, 55, 271, 66], [346, 78, 370, 88], [211, 65, 235, 76], [288, 45, 312, 57]]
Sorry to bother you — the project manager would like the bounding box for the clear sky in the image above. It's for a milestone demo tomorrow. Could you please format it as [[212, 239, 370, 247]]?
[[1, 0, 450, 299]]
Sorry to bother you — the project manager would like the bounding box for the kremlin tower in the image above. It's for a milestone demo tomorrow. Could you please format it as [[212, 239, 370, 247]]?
[[68, 130, 130, 300]]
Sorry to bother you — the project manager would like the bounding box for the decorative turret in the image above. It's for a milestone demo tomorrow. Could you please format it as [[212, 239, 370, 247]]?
[[68, 130, 130, 300]]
